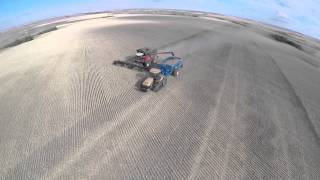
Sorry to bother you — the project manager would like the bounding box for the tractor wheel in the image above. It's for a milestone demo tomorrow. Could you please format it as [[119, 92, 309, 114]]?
[[162, 78, 167, 86], [173, 70, 179, 76], [152, 83, 162, 92]]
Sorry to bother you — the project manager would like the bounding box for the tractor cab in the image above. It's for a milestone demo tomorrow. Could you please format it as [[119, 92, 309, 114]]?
[[140, 68, 167, 92], [135, 48, 158, 67], [149, 68, 161, 76]]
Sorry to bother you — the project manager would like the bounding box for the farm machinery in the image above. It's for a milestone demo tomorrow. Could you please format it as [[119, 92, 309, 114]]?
[[113, 47, 184, 92], [113, 47, 175, 70], [140, 68, 167, 92], [157, 56, 183, 77]]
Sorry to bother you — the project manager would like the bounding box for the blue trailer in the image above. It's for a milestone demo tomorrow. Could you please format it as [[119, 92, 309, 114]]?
[[158, 56, 184, 76]]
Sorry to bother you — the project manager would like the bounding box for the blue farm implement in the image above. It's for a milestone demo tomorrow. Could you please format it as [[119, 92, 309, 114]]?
[[157, 56, 184, 77]]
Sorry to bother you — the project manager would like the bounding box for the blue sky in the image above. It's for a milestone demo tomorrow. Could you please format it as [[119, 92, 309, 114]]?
[[0, 0, 319, 39]]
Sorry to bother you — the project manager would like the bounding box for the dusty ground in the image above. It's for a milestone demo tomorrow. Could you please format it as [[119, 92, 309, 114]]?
[[0, 13, 320, 180]]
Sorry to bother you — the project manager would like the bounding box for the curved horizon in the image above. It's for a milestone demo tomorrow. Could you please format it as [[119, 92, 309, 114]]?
[[1, 13, 320, 179], [0, 0, 319, 39]]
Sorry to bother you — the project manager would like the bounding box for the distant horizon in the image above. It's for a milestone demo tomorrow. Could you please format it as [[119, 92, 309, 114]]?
[[0, 9, 312, 40], [1, 0, 319, 39]]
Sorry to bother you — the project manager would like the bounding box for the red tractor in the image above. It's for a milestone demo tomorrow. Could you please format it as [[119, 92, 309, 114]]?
[[113, 47, 175, 70], [135, 48, 158, 68], [135, 47, 174, 68]]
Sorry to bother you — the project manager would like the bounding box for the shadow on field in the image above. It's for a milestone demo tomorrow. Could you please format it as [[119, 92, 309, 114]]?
[[112, 58, 149, 92], [1, 27, 58, 50], [2, 36, 34, 49], [270, 33, 303, 51]]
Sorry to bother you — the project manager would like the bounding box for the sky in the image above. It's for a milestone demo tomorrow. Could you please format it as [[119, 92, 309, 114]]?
[[0, 0, 319, 39]]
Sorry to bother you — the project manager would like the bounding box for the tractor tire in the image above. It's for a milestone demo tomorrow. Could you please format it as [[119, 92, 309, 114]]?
[[152, 82, 162, 92], [162, 77, 167, 86], [173, 70, 179, 76], [140, 87, 148, 92]]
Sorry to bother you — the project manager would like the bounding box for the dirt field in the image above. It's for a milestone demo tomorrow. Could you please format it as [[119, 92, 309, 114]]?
[[0, 13, 320, 179]]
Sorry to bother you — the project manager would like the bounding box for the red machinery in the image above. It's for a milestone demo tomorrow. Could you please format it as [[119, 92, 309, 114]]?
[[135, 47, 175, 67], [113, 47, 175, 70]]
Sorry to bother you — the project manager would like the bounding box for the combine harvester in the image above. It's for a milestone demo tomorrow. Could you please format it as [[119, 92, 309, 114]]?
[[113, 47, 174, 69], [113, 47, 184, 92]]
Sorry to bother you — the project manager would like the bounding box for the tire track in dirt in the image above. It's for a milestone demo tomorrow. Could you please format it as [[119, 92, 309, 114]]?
[[185, 45, 239, 180], [0, 53, 69, 177], [55, 87, 190, 179], [89, 41, 232, 179], [255, 42, 320, 143], [158, 30, 212, 50], [52, 30, 228, 179], [187, 45, 233, 180], [224, 45, 289, 179], [253, 42, 320, 179], [2, 14, 320, 180], [3, 37, 145, 179], [29, 27, 216, 179], [220, 46, 240, 180]]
